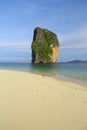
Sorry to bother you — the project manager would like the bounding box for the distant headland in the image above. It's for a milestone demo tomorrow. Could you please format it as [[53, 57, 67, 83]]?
[[66, 60, 87, 63]]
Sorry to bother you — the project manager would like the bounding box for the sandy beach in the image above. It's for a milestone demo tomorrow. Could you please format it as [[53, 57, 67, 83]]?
[[0, 70, 87, 130]]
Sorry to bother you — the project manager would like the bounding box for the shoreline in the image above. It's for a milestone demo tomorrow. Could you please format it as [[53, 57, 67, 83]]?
[[55, 74, 87, 88], [0, 68, 87, 88], [35, 71, 87, 88], [32, 72, 87, 88]]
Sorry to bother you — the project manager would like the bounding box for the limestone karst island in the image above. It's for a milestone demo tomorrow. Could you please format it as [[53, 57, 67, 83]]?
[[31, 27, 60, 63]]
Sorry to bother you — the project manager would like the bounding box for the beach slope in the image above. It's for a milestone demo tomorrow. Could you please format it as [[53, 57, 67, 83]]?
[[0, 70, 87, 130]]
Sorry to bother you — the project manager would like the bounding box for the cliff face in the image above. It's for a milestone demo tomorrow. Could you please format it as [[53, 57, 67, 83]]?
[[31, 27, 60, 63]]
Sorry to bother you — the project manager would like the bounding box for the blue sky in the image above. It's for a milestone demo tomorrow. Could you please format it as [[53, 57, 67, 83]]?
[[0, 0, 87, 62]]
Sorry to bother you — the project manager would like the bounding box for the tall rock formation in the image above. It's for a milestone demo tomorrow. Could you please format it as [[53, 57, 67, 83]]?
[[31, 27, 60, 63]]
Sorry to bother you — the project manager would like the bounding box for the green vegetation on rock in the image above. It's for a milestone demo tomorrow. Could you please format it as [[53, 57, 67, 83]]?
[[32, 41, 53, 62], [43, 30, 59, 47]]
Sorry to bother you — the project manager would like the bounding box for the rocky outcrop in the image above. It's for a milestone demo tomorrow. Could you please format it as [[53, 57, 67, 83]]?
[[31, 27, 60, 63]]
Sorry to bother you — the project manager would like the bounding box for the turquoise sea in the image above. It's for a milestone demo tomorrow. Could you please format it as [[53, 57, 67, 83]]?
[[0, 62, 87, 87]]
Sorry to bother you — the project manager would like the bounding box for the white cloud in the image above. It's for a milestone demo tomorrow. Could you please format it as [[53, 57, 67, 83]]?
[[0, 57, 30, 62], [59, 28, 87, 49], [0, 42, 31, 52]]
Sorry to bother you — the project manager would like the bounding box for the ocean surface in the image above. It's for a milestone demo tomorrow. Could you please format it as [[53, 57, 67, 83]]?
[[0, 62, 87, 86]]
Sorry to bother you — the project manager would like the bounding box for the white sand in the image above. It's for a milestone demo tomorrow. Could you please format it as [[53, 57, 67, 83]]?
[[0, 70, 87, 130]]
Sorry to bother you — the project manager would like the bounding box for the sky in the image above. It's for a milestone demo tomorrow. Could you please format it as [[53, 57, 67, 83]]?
[[0, 0, 87, 62]]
